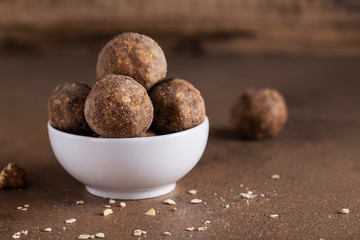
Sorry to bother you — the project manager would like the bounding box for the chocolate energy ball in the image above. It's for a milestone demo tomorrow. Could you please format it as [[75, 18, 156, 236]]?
[[96, 32, 167, 90], [230, 88, 287, 139], [84, 75, 153, 138], [149, 78, 206, 134], [48, 82, 92, 135]]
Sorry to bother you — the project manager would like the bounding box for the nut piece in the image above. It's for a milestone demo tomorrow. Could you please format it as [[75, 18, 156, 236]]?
[[270, 214, 279, 218], [240, 191, 257, 199], [0, 163, 27, 188], [271, 174, 280, 180], [188, 190, 197, 195], [84, 75, 153, 138], [231, 88, 287, 139], [95, 232, 105, 238], [186, 227, 195, 231], [109, 199, 116, 204], [198, 226, 207, 232], [48, 82, 93, 135], [190, 199, 202, 204], [65, 218, 76, 224], [78, 234, 90, 239], [76, 200, 85, 205], [145, 208, 156, 216], [163, 199, 176, 205], [120, 202, 126, 208], [340, 208, 349, 214], [133, 229, 146, 236], [44, 228, 52, 232], [149, 78, 206, 134], [163, 232, 172, 236], [96, 32, 167, 90], [103, 209, 113, 216]]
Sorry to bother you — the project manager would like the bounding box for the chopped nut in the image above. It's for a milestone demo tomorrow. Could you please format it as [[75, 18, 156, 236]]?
[[12, 232, 21, 239], [190, 199, 202, 204], [225, 204, 230, 208], [109, 199, 116, 204], [21, 208, 28, 211], [103, 208, 113, 216], [21, 230, 28, 235], [163, 232, 172, 236], [44, 228, 52, 232], [186, 227, 195, 231], [95, 232, 105, 238], [240, 191, 256, 199], [171, 207, 177, 211], [271, 174, 280, 180], [340, 208, 349, 214], [104, 205, 111, 208], [163, 199, 176, 205], [145, 208, 156, 216], [204, 220, 210, 224], [198, 226, 207, 232], [188, 189, 197, 195], [0, 163, 27, 188], [76, 200, 85, 205], [23, 204, 29, 208], [65, 218, 76, 223], [90, 235, 95, 239], [78, 234, 90, 239], [270, 214, 279, 218], [133, 229, 146, 236], [16, 206, 22, 210], [120, 202, 126, 208]]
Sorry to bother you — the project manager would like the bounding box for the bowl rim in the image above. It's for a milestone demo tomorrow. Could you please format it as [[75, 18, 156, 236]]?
[[48, 116, 209, 142]]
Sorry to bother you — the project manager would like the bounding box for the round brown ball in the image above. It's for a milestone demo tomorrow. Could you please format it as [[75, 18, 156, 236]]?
[[84, 75, 154, 138], [230, 88, 287, 139], [149, 78, 206, 134], [48, 82, 92, 135], [96, 32, 167, 90]]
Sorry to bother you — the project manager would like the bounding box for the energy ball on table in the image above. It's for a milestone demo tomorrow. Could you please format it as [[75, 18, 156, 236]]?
[[84, 75, 153, 138], [48, 82, 92, 135], [231, 88, 287, 139], [96, 32, 167, 90], [149, 78, 206, 134]]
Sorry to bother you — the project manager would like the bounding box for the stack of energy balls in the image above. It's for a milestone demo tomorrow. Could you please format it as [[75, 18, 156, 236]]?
[[48, 33, 206, 138]]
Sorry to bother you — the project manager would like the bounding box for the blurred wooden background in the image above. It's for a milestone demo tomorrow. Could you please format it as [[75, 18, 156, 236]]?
[[0, 0, 359, 56]]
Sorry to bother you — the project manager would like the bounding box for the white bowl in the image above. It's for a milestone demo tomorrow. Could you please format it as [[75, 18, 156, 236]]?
[[48, 117, 209, 200]]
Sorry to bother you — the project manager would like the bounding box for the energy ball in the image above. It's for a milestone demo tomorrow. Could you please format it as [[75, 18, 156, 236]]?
[[96, 32, 167, 90], [231, 88, 287, 139], [48, 82, 92, 135], [149, 78, 206, 134], [84, 75, 153, 138]]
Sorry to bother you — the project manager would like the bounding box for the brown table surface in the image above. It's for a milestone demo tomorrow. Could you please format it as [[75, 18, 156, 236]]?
[[1, 54, 360, 239]]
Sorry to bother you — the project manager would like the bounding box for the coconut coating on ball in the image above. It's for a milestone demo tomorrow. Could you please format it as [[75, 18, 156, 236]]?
[[96, 32, 167, 90], [48, 82, 92, 135], [230, 88, 287, 139], [84, 75, 154, 138], [149, 78, 206, 134]]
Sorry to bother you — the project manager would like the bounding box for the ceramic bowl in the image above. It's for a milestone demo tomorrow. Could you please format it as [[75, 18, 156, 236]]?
[[48, 117, 209, 199]]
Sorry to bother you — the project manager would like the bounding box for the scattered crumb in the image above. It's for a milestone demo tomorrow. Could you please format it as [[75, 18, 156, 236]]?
[[186, 227, 195, 231], [133, 229, 146, 236], [225, 204, 230, 208], [103, 209, 113, 216], [65, 218, 76, 224], [204, 220, 211, 224], [76, 200, 85, 205], [188, 189, 197, 195], [190, 199, 202, 204], [78, 234, 90, 239], [145, 208, 156, 216], [270, 214, 279, 218], [271, 174, 280, 180], [240, 191, 257, 199], [44, 228, 52, 232], [95, 232, 105, 238], [171, 207, 177, 211], [109, 199, 116, 204], [163, 199, 176, 205], [340, 208, 349, 214], [104, 205, 111, 208], [120, 202, 126, 208], [198, 226, 207, 232], [163, 232, 172, 236]]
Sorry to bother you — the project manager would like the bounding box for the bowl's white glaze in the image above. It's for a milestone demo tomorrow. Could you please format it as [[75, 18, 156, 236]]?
[[48, 117, 209, 199]]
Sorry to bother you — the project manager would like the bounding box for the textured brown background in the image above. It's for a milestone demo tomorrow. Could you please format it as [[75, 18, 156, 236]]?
[[0, 53, 359, 239]]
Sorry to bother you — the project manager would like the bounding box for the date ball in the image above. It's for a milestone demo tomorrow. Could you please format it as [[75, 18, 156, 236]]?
[[48, 82, 92, 135], [149, 78, 206, 134], [231, 88, 287, 139], [84, 75, 153, 138], [96, 32, 167, 90]]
